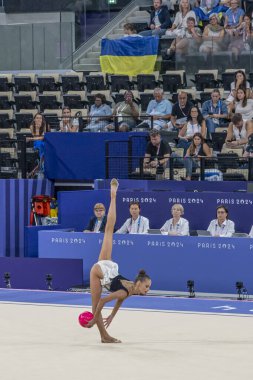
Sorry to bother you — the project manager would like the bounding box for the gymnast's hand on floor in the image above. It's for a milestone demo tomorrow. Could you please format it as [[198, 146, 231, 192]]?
[[103, 315, 113, 329]]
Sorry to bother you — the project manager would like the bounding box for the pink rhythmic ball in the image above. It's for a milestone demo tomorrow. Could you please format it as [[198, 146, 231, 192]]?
[[78, 311, 94, 328]]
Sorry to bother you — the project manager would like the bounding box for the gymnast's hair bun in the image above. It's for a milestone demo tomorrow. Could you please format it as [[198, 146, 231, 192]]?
[[138, 269, 147, 277]]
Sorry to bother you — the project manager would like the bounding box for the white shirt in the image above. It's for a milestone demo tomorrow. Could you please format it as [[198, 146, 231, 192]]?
[[207, 219, 235, 237], [160, 217, 189, 236], [116, 216, 150, 234], [93, 220, 102, 233]]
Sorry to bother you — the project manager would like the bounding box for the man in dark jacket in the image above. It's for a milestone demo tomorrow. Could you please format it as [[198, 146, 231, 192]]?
[[140, 0, 172, 36], [83, 203, 107, 233]]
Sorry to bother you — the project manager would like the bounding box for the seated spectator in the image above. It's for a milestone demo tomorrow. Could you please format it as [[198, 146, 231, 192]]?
[[28, 112, 50, 156], [201, 89, 228, 137], [207, 206, 235, 237], [60, 106, 79, 132], [177, 106, 207, 153], [167, 91, 193, 130], [139, 0, 172, 37], [199, 13, 225, 54], [160, 203, 189, 235], [27, 113, 50, 175], [86, 93, 112, 132], [164, 17, 202, 60], [123, 23, 141, 37], [243, 133, 253, 157], [228, 87, 253, 121], [165, 0, 197, 37], [224, 0, 244, 36], [143, 129, 172, 175], [225, 113, 253, 150], [116, 201, 149, 234], [194, 0, 227, 22], [184, 132, 212, 180], [83, 203, 107, 233], [227, 70, 251, 101], [228, 14, 253, 60], [108, 90, 139, 131], [138, 88, 172, 130]]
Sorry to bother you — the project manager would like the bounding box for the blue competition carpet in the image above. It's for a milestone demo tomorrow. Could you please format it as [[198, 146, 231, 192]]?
[[0, 289, 253, 316]]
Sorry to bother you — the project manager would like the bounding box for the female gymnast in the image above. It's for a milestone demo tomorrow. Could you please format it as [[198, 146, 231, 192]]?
[[87, 178, 151, 343]]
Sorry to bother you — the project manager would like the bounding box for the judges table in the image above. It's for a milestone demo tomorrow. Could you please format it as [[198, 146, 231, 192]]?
[[38, 231, 253, 294]]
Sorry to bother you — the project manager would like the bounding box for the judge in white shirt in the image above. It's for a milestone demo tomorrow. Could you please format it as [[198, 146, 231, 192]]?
[[116, 201, 150, 234], [160, 203, 189, 235], [207, 206, 235, 237]]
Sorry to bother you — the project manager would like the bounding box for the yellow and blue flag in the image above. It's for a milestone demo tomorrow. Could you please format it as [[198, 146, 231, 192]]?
[[100, 36, 159, 76]]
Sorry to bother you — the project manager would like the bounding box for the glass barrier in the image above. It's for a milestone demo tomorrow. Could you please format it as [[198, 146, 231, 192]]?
[[0, 22, 74, 70], [160, 35, 253, 74]]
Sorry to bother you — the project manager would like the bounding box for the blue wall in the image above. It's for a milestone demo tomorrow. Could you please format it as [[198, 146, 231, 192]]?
[[0, 179, 54, 258], [38, 231, 253, 294]]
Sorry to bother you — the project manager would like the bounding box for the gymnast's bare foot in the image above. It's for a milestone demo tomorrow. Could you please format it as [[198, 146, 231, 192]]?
[[110, 178, 119, 198], [101, 336, 122, 343]]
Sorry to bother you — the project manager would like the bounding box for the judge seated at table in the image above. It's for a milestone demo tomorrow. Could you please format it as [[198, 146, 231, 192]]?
[[83, 203, 107, 233], [116, 201, 150, 234]]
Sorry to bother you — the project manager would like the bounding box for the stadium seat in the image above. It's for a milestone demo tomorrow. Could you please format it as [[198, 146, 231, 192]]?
[[85, 72, 107, 93], [39, 91, 61, 111], [139, 92, 154, 112], [0, 92, 14, 109], [37, 73, 60, 92], [14, 74, 36, 92], [0, 110, 14, 129], [0, 74, 14, 91], [192, 70, 219, 91], [136, 74, 158, 92], [63, 91, 87, 108], [15, 109, 37, 131], [109, 75, 132, 92], [61, 72, 84, 93], [14, 92, 37, 111]]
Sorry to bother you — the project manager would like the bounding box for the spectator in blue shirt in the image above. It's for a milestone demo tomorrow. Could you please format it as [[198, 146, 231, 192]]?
[[139, 88, 172, 130], [224, 0, 244, 35], [201, 89, 228, 138], [86, 93, 112, 132], [140, 0, 172, 37]]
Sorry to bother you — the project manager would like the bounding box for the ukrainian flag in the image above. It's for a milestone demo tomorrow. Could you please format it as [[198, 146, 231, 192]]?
[[100, 36, 159, 76]]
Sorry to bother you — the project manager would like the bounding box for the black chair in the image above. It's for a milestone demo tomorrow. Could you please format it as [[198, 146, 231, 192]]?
[[14, 95, 37, 111], [139, 93, 154, 112], [160, 130, 178, 145], [192, 73, 218, 91], [248, 72, 253, 87], [0, 96, 13, 109], [217, 153, 239, 171], [221, 72, 235, 91], [63, 94, 86, 109], [37, 77, 60, 92], [162, 74, 183, 93], [39, 95, 61, 111], [136, 75, 157, 92], [0, 113, 14, 128], [86, 75, 106, 93], [211, 132, 227, 152], [61, 75, 84, 93], [14, 76, 36, 92], [111, 93, 125, 104], [15, 113, 34, 131], [110, 75, 131, 92], [0, 77, 13, 91]]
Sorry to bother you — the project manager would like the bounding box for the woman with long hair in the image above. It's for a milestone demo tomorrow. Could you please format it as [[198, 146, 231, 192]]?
[[178, 106, 207, 153], [228, 87, 253, 120], [87, 179, 151, 343]]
